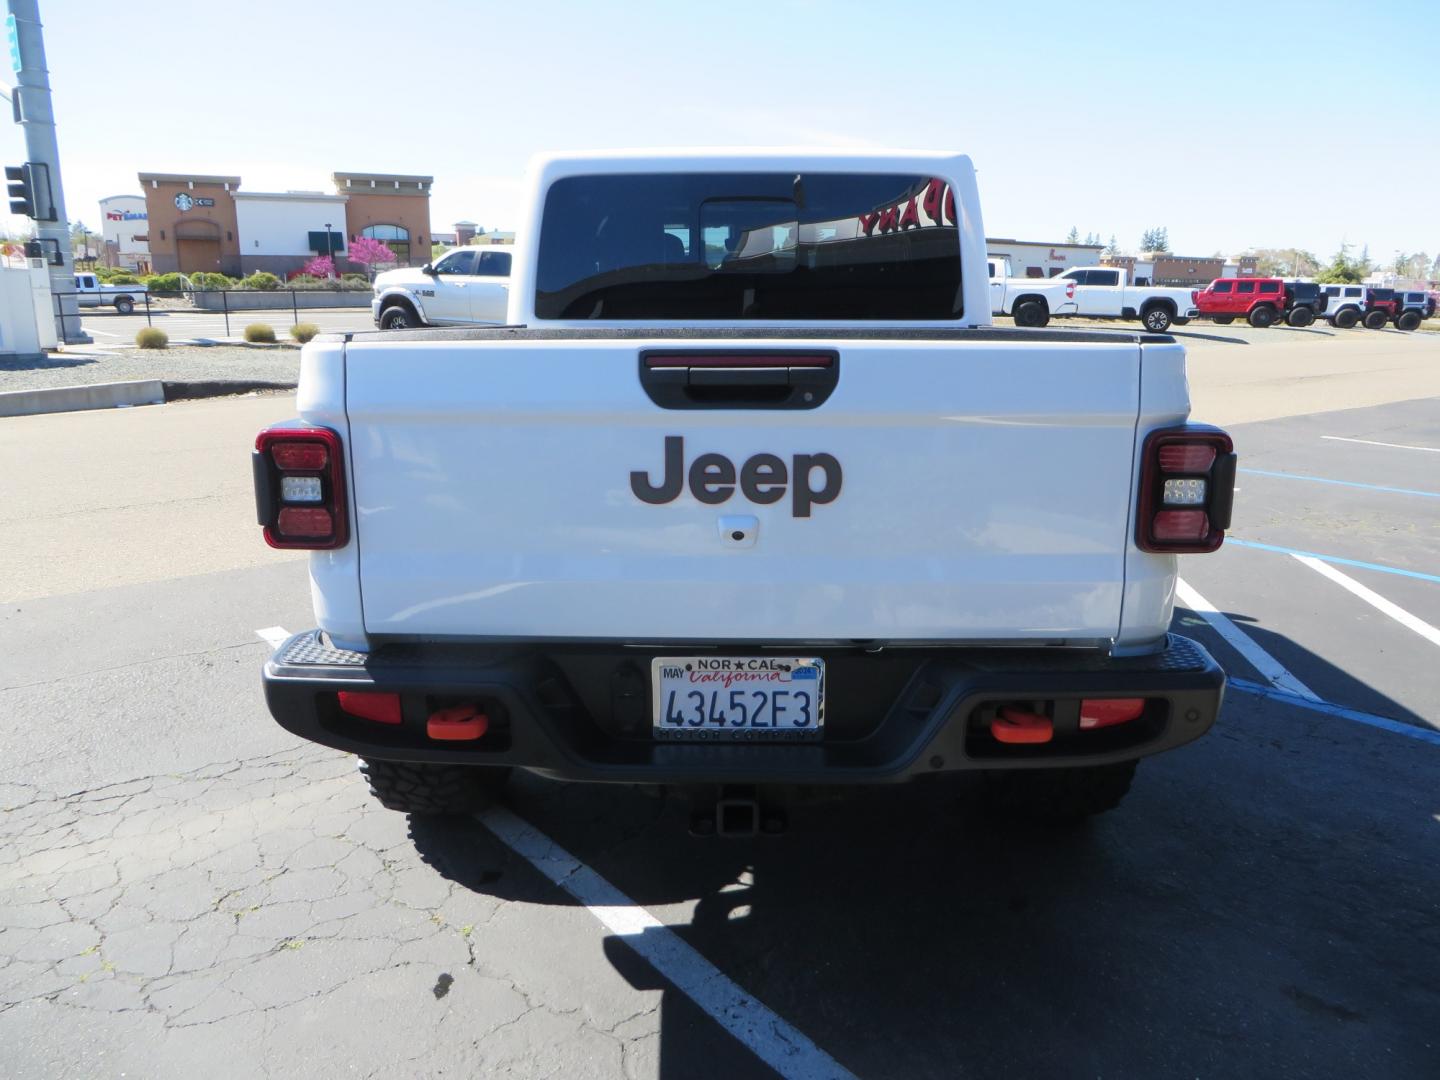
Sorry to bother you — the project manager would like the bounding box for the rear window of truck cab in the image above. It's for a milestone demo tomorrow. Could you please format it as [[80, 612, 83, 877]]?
[[534, 172, 962, 320]]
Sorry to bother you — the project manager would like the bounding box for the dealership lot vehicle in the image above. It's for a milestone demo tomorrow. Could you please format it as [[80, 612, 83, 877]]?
[[258, 151, 1235, 830], [1320, 283, 1367, 327], [371, 246, 510, 329], [1280, 280, 1328, 326], [1363, 287, 1399, 330], [987, 254, 1078, 326], [72, 270, 145, 314], [1394, 289, 1429, 330], [1056, 264, 1199, 331], [1195, 276, 1288, 328]]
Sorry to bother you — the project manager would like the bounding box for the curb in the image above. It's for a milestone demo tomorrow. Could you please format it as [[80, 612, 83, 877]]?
[[0, 379, 297, 419]]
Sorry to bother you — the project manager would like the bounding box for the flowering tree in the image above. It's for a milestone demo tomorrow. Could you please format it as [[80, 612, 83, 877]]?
[[349, 235, 400, 276], [301, 255, 335, 279]]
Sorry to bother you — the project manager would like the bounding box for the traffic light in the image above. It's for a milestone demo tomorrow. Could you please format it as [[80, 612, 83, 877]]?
[[6, 162, 54, 221], [6, 164, 33, 217]]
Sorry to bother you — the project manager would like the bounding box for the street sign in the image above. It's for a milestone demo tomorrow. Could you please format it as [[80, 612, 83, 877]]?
[[5, 15, 20, 76]]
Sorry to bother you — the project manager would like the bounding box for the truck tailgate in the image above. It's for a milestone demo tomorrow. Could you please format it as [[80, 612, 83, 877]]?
[[344, 335, 1141, 643]]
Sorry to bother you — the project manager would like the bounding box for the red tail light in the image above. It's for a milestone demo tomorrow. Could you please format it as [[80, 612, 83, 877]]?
[[254, 427, 348, 550], [1191, 290, 1198, 305], [1136, 425, 1236, 553], [1065, 282, 1076, 299]]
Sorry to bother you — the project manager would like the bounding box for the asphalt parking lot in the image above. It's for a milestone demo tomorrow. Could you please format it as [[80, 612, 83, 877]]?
[[2, 327, 1437, 1078]]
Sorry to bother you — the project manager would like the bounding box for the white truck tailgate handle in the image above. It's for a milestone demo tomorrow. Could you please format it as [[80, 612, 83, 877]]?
[[639, 350, 839, 410]]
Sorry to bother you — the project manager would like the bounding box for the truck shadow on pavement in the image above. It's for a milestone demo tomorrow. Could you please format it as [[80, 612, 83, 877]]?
[[406, 633, 1440, 1079]]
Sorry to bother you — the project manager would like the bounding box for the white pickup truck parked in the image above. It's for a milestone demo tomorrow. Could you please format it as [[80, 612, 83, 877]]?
[[1057, 265, 1199, 332], [988, 255, 1078, 326], [258, 151, 1233, 834], [73, 272, 146, 314], [371, 247, 510, 329]]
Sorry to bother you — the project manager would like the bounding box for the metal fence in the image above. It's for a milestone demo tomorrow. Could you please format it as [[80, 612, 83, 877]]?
[[53, 288, 371, 341]]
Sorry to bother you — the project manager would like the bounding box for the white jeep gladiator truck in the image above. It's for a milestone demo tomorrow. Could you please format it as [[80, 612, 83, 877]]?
[[73, 272, 146, 314], [1057, 265, 1200, 332], [988, 256, 1078, 327], [257, 151, 1234, 833]]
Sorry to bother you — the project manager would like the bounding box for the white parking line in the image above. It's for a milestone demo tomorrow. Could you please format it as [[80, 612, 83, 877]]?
[[478, 805, 854, 1080], [1321, 435, 1440, 454], [1176, 579, 1319, 700], [1292, 556, 1440, 649], [255, 626, 290, 648]]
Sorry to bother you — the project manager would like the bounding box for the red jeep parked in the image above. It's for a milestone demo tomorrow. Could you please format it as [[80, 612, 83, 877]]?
[[1362, 288, 1398, 330], [1195, 277, 1287, 328]]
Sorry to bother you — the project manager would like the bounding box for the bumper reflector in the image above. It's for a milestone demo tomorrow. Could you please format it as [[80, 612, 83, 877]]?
[[1080, 698, 1146, 730], [337, 691, 402, 725], [992, 707, 1054, 744], [427, 705, 489, 741]]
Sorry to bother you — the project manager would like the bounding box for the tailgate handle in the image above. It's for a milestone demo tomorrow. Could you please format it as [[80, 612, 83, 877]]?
[[639, 351, 839, 410]]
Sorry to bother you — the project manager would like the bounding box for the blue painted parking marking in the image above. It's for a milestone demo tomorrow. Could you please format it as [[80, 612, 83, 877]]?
[[1237, 468, 1440, 500], [1226, 538, 1440, 585], [1230, 678, 1440, 747]]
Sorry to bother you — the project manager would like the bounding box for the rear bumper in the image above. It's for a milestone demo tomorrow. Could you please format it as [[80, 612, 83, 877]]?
[[263, 632, 1225, 783]]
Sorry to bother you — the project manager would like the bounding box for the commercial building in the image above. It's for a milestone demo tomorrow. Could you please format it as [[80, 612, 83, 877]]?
[[98, 194, 150, 272], [984, 237, 1105, 278], [136, 170, 433, 276], [1102, 253, 1259, 286]]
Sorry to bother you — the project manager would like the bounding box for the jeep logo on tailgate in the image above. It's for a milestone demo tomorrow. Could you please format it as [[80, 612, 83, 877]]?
[[631, 436, 842, 518]]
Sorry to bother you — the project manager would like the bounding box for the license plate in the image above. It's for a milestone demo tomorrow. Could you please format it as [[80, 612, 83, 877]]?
[[651, 656, 825, 742]]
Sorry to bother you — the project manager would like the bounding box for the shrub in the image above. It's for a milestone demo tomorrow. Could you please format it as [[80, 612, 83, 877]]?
[[243, 322, 277, 343], [238, 271, 281, 291], [105, 272, 139, 285], [290, 322, 321, 343], [189, 272, 235, 290], [146, 272, 186, 294], [301, 255, 335, 278], [341, 273, 370, 289], [135, 327, 168, 349]]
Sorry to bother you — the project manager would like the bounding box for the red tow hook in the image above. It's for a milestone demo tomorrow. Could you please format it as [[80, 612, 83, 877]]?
[[992, 707, 1054, 745], [426, 704, 489, 741]]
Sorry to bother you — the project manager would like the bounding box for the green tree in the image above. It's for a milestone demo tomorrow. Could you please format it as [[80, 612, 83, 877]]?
[[1314, 244, 1365, 284], [1104, 234, 1119, 256], [1065, 226, 1080, 244], [1139, 227, 1170, 253]]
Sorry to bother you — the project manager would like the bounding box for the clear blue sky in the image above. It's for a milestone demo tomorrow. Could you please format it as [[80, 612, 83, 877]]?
[[8, 0, 1435, 262]]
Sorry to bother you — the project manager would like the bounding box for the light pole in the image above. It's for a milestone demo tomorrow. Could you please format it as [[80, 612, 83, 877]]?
[[324, 222, 334, 279]]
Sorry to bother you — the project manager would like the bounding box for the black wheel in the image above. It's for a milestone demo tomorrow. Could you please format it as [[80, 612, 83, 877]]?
[[979, 761, 1137, 824], [1286, 306, 1315, 327], [358, 759, 510, 816], [1171, 317, 1190, 325], [379, 303, 419, 330], [1362, 309, 1388, 330], [1333, 307, 1359, 329], [1396, 310, 1421, 332], [1012, 299, 1049, 328], [1247, 304, 1276, 328], [1141, 304, 1173, 332], [113, 297, 134, 315], [1211, 314, 1235, 325]]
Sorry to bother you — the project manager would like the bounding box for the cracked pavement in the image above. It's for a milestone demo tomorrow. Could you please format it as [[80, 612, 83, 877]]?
[[0, 747, 667, 1080]]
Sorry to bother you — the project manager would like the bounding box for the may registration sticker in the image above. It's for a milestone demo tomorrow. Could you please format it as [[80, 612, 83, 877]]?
[[651, 657, 825, 742]]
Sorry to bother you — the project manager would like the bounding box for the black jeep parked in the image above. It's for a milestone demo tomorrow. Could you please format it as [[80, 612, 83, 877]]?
[[1281, 281, 1327, 327]]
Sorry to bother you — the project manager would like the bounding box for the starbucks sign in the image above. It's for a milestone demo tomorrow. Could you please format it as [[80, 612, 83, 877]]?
[[173, 193, 215, 211]]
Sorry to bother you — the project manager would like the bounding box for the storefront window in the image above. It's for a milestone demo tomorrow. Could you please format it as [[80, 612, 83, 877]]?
[[360, 224, 410, 264]]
